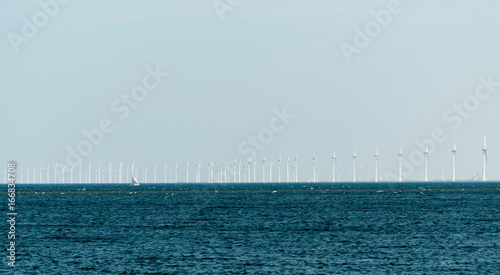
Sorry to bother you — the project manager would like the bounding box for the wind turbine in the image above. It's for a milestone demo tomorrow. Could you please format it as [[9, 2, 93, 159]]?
[[186, 161, 190, 183], [153, 165, 157, 183], [70, 165, 74, 184], [424, 143, 429, 182], [352, 149, 357, 183], [253, 160, 256, 183], [144, 167, 148, 183], [238, 160, 242, 183], [33, 166, 36, 184], [119, 161, 124, 183], [233, 158, 237, 183], [109, 163, 113, 183], [207, 162, 211, 183], [54, 163, 57, 183], [482, 136, 487, 181], [165, 164, 168, 183], [332, 151, 336, 183], [20, 167, 23, 184], [398, 147, 403, 182], [47, 165, 50, 184], [451, 142, 457, 182], [27, 166, 30, 183], [40, 165, 43, 183], [98, 162, 102, 184], [278, 155, 282, 183], [312, 152, 317, 183], [374, 148, 379, 182], [294, 151, 299, 183], [175, 162, 178, 183], [79, 163, 82, 184], [262, 157, 266, 183], [286, 156, 290, 183], [88, 163, 92, 183], [62, 165, 66, 183], [269, 161, 273, 183]]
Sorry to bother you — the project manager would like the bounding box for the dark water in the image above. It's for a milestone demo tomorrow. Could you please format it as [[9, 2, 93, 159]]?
[[2, 182, 500, 274]]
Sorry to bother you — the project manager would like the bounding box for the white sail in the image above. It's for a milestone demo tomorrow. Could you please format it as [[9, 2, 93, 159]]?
[[131, 161, 140, 186]]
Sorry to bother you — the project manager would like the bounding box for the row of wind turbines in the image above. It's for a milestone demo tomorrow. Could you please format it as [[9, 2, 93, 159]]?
[[8, 137, 490, 184]]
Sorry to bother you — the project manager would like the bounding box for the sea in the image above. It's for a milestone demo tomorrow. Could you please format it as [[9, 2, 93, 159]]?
[[2, 182, 500, 274]]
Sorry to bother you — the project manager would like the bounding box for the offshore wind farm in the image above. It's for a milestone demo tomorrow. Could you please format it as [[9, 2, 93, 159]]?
[[8, 136, 495, 184]]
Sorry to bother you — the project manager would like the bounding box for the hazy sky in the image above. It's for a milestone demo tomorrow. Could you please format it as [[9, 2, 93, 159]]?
[[1, 0, 500, 182]]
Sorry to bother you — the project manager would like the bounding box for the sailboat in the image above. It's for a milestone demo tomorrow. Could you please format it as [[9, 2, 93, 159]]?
[[131, 161, 140, 186]]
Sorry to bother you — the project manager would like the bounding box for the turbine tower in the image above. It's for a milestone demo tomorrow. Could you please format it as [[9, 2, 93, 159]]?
[[79, 163, 82, 184], [374, 148, 379, 182], [269, 161, 273, 182], [40, 165, 43, 183], [70, 165, 74, 184], [286, 156, 290, 183], [88, 163, 92, 183], [398, 147, 403, 182], [164, 164, 168, 183], [47, 165, 50, 184], [262, 157, 266, 183], [33, 166, 36, 184], [109, 163, 113, 183], [54, 163, 57, 183], [186, 161, 189, 183], [451, 143, 457, 182], [312, 152, 317, 183], [278, 155, 282, 183], [352, 149, 357, 182], [175, 162, 178, 183], [62, 165, 66, 183], [424, 143, 429, 182], [482, 136, 487, 181], [294, 152, 299, 183], [332, 151, 336, 183], [154, 165, 157, 183]]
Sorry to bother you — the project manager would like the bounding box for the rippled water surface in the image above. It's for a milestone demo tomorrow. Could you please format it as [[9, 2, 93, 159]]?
[[2, 182, 500, 274]]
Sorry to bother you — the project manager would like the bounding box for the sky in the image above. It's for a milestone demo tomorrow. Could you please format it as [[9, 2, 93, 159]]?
[[1, 0, 500, 183]]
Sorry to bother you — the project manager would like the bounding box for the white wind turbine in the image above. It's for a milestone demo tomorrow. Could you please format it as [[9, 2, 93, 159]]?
[[278, 155, 282, 183], [20, 167, 23, 184], [97, 162, 102, 184], [165, 164, 168, 183], [33, 166, 36, 184], [119, 161, 123, 183], [424, 143, 429, 182], [144, 167, 148, 183], [398, 147, 403, 182], [88, 163, 92, 183], [286, 156, 290, 183], [175, 162, 178, 183], [233, 158, 237, 183], [238, 160, 242, 183], [27, 166, 30, 183], [154, 165, 157, 183], [47, 165, 50, 184], [253, 160, 256, 183], [262, 157, 267, 183], [374, 148, 379, 182], [70, 165, 74, 184], [352, 149, 357, 183], [294, 152, 299, 183], [247, 158, 252, 183], [312, 152, 317, 183], [54, 163, 57, 183], [269, 161, 273, 183], [451, 142, 457, 182], [40, 165, 43, 183], [79, 163, 82, 184], [109, 163, 113, 183], [62, 165, 66, 183], [482, 136, 487, 181], [332, 151, 336, 183]]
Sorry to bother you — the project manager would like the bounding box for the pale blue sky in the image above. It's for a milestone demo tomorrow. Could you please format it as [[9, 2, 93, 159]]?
[[1, 0, 500, 182]]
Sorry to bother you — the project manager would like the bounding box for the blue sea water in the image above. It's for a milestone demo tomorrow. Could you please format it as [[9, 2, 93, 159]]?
[[2, 182, 500, 274]]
